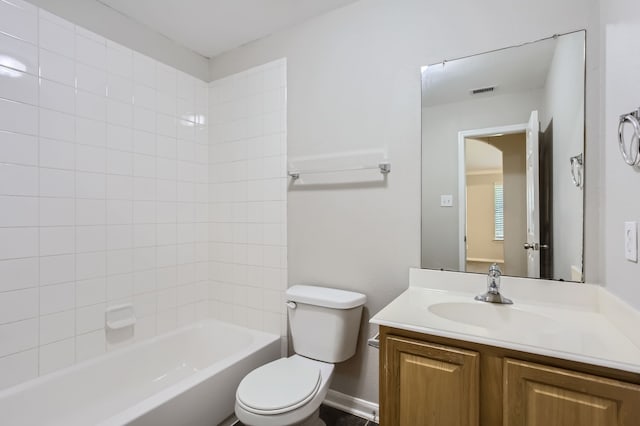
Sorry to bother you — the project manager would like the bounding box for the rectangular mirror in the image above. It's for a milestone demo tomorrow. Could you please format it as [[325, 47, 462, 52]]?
[[421, 31, 585, 282]]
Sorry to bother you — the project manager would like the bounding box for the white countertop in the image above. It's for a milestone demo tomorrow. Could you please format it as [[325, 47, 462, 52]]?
[[370, 269, 640, 374]]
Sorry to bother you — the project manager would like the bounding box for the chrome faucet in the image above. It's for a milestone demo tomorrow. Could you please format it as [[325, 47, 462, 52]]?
[[474, 263, 513, 304]]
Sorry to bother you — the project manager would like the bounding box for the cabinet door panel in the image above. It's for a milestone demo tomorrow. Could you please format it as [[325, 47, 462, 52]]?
[[504, 358, 640, 426], [383, 335, 479, 426]]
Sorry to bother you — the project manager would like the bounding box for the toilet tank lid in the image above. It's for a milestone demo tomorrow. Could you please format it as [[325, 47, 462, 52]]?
[[286, 285, 367, 309]]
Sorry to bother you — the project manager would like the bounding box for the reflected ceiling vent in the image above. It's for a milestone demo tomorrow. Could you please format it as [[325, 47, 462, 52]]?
[[470, 86, 496, 95]]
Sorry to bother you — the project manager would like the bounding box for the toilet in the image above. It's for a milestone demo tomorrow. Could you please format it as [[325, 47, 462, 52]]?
[[235, 285, 367, 426]]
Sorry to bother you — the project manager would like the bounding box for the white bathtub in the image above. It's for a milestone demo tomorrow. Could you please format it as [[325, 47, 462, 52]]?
[[0, 319, 280, 426]]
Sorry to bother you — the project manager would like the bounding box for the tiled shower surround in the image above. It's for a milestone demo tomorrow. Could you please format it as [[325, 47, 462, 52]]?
[[0, 0, 287, 389], [208, 60, 288, 350]]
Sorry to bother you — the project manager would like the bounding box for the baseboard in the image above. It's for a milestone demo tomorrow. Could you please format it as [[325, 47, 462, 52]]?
[[218, 413, 238, 426], [323, 389, 379, 423]]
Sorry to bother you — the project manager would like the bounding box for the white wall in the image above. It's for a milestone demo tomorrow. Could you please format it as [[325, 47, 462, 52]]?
[[207, 59, 289, 354], [0, 1, 210, 389], [602, 0, 640, 309], [540, 32, 585, 281], [422, 90, 543, 271], [210, 0, 595, 404], [465, 172, 504, 262], [25, 0, 209, 80]]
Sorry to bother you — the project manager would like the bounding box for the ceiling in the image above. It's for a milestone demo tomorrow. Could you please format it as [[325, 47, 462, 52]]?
[[98, 0, 360, 58], [465, 138, 503, 173], [421, 36, 558, 107]]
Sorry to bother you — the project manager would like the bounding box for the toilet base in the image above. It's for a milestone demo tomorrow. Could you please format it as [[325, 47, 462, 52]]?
[[237, 407, 325, 426]]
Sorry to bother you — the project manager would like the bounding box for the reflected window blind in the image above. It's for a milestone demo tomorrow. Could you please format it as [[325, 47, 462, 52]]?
[[494, 183, 504, 240]]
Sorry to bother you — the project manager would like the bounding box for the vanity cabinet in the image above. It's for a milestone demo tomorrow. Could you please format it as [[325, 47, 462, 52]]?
[[504, 359, 640, 426], [379, 326, 640, 426], [384, 335, 479, 426]]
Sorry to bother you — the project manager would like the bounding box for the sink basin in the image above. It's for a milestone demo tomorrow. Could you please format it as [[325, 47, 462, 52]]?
[[428, 302, 557, 330]]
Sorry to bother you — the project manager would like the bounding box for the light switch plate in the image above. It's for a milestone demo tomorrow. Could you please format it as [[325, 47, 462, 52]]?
[[625, 221, 637, 262], [440, 195, 453, 207]]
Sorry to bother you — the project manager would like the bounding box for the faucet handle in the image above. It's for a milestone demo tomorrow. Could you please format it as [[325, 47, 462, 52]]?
[[487, 263, 501, 294], [488, 263, 501, 276]]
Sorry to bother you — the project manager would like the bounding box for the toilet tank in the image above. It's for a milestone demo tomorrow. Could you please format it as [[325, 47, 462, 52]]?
[[286, 285, 367, 363]]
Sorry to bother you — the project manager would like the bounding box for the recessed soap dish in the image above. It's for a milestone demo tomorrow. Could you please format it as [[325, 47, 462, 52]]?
[[105, 303, 136, 330]]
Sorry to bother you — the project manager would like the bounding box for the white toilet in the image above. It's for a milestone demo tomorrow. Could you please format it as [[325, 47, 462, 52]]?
[[234, 285, 367, 426]]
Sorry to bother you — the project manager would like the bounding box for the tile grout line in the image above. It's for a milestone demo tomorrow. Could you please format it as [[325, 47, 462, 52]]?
[[100, 30, 108, 357], [72, 12, 78, 366], [35, 4, 41, 377]]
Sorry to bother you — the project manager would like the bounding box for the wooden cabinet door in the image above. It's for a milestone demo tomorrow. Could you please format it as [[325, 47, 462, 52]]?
[[504, 358, 640, 426], [381, 335, 479, 426]]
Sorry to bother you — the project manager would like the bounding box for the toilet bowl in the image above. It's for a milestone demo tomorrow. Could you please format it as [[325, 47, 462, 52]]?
[[235, 355, 334, 426], [234, 285, 366, 426]]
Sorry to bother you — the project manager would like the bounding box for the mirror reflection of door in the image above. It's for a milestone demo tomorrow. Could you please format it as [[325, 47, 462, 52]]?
[[464, 132, 527, 277], [525, 110, 540, 278]]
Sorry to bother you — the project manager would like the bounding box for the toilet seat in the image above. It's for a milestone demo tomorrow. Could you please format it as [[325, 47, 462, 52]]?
[[236, 358, 322, 415]]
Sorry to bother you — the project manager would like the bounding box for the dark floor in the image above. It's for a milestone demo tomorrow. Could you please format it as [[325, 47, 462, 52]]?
[[235, 404, 378, 426]]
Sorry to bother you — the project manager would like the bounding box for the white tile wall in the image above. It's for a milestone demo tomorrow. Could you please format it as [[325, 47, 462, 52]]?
[[208, 59, 288, 351], [0, 0, 209, 389]]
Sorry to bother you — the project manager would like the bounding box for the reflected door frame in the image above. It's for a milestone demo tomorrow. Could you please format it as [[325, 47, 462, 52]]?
[[457, 123, 528, 271]]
